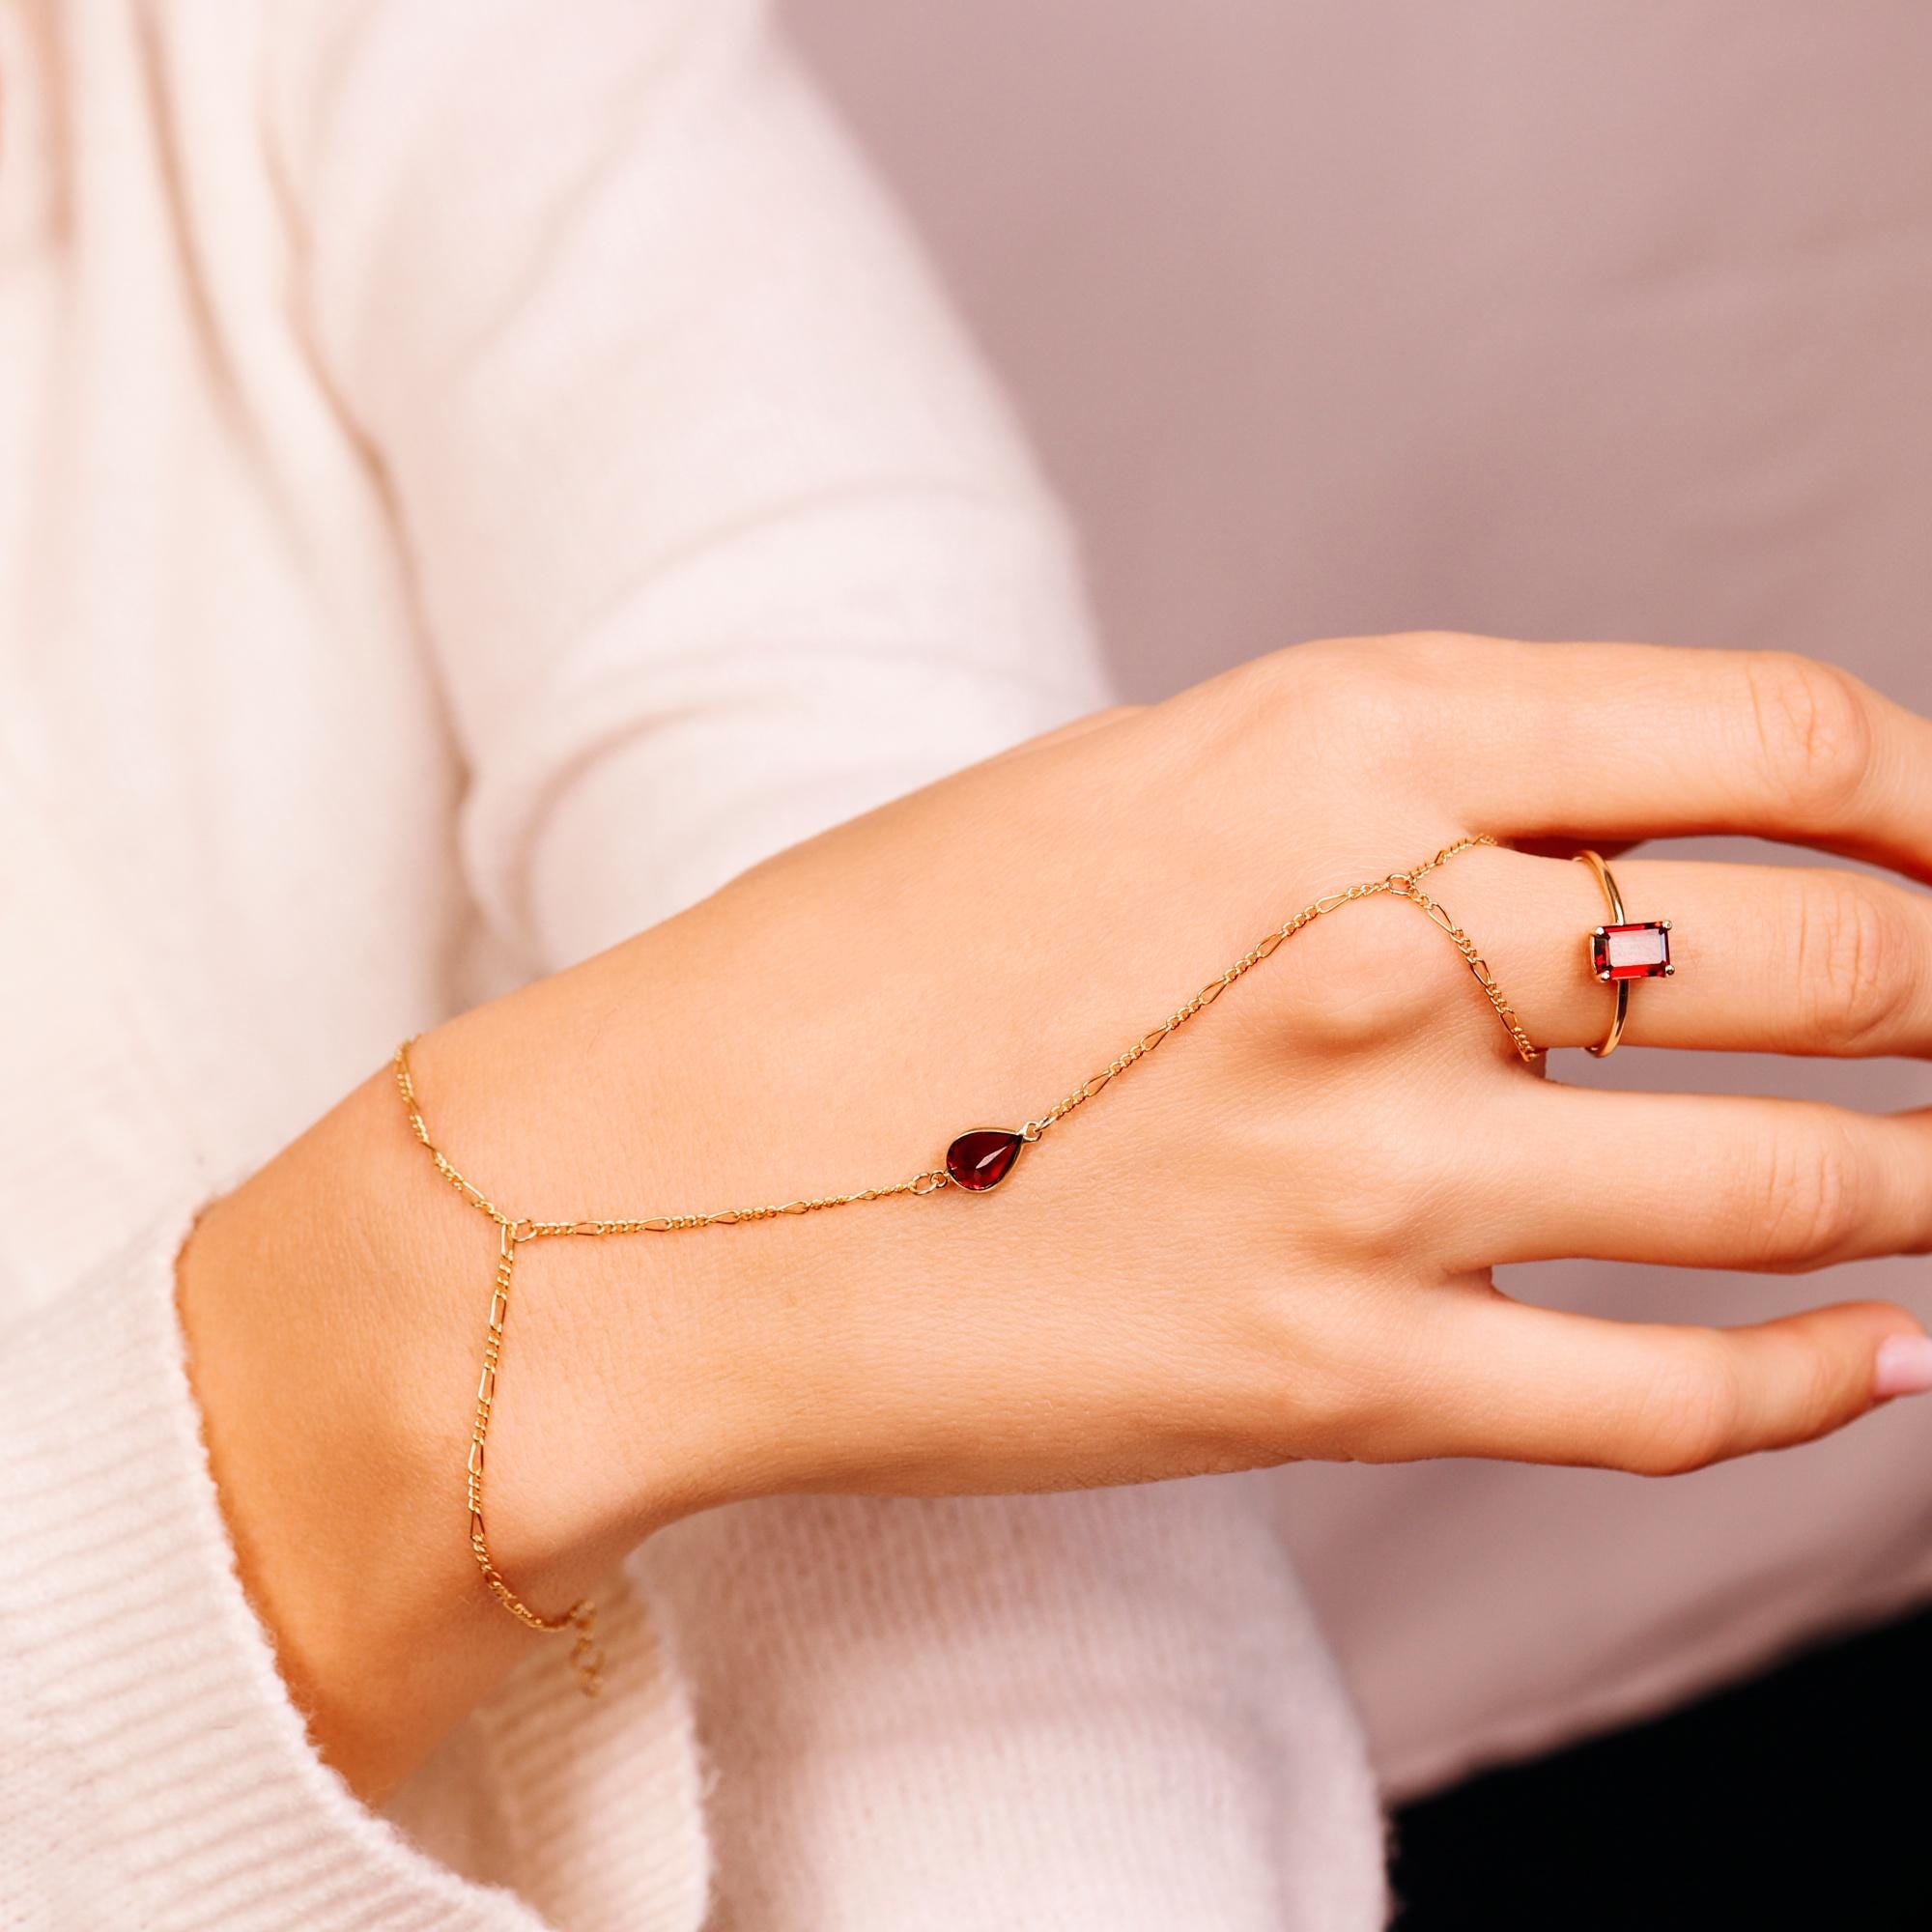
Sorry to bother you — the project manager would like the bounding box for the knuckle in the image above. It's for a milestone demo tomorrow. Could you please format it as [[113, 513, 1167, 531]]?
[[1355, 631, 1495, 716], [1261, 642, 1395, 741], [1781, 1336, 1852, 1446], [1195, 648, 1368, 781], [1279, 895, 1454, 1052], [1796, 875, 1918, 1053], [1255, 632, 1486, 744], [1625, 1339, 1743, 1477], [1742, 653, 1875, 822], [1748, 1116, 1866, 1266], [1376, 629, 1492, 672], [1628, 1332, 1852, 1475]]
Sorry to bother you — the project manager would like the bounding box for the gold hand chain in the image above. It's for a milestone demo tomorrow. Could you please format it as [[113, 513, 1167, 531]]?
[[395, 831, 1532, 1692]]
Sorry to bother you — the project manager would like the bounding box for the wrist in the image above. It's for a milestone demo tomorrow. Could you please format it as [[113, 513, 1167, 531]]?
[[176, 1043, 677, 1798], [400, 944, 780, 1550]]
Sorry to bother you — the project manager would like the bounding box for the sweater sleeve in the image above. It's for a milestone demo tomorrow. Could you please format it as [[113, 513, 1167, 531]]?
[[270, 0, 1110, 973], [0, 1192, 552, 1932]]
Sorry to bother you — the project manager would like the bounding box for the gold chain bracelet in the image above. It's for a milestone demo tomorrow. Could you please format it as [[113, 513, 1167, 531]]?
[[395, 831, 1535, 1695]]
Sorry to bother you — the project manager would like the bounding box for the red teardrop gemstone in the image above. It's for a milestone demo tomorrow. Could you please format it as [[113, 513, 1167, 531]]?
[[946, 1128, 1025, 1193]]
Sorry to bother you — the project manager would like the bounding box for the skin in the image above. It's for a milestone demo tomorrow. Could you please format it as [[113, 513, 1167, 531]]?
[[178, 633, 1932, 1800]]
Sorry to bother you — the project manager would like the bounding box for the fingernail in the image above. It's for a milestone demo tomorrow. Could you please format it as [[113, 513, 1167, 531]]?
[[1873, 1335, 1932, 1400]]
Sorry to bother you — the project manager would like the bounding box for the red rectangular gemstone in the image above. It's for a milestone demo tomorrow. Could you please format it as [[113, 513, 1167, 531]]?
[[1592, 921, 1671, 981]]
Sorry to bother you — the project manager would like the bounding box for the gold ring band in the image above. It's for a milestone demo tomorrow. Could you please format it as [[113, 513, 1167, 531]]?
[[1575, 849, 1674, 1057]]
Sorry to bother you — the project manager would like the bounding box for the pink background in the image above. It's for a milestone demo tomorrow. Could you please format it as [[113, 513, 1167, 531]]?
[[788, 2, 1932, 1789]]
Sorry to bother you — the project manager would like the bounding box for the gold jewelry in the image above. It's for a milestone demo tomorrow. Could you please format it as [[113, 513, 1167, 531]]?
[[1575, 848, 1674, 1058], [395, 832, 1535, 1691], [1382, 864, 1543, 1068]]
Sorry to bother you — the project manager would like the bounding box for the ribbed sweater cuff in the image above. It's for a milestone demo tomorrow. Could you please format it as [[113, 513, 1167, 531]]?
[[0, 1190, 545, 1931]]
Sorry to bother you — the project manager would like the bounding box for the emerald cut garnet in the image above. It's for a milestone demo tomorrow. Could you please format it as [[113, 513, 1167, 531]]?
[[1591, 921, 1672, 981]]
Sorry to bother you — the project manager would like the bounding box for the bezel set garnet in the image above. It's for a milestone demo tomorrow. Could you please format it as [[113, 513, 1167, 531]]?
[[1590, 919, 1673, 983], [945, 1127, 1027, 1192]]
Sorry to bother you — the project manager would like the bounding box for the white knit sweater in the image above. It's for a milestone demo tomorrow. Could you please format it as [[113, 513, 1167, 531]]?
[[0, 3, 1383, 1925]]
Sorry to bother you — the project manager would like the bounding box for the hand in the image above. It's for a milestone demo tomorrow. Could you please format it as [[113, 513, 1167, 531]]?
[[435, 633, 1932, 1505], [184, 634, 1932, 1790]]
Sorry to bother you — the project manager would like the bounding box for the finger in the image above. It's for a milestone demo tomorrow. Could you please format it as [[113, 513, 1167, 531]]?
[[1469, 1086, 1932, 1272], [1430, 641, 1932, 883], [1444, 845, 1932, 1057], [1402, 1291, 1926, 1474]]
